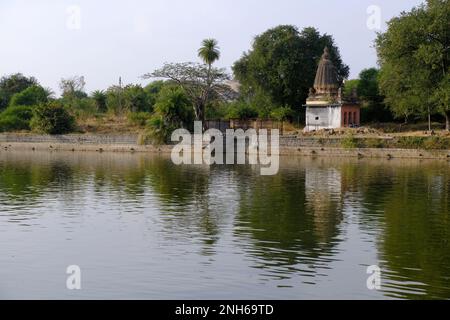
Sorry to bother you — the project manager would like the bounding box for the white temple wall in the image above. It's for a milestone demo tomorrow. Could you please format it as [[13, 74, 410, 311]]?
[[305, 106, 342, 131]]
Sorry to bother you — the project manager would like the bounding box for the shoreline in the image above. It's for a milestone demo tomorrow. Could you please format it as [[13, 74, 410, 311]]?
[[1, 140, 449, 160]]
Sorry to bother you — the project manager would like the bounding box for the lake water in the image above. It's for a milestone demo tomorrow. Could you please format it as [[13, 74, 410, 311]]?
[[0, 151, 449, 300]]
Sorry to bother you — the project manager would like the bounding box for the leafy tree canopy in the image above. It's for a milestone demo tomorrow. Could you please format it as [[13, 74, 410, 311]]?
[[0, 73, 38, 110], [143, 62, 231, 124], [233, 26, 349, 114], [10, 85, 52, 107], [376, 0, 449, 129]]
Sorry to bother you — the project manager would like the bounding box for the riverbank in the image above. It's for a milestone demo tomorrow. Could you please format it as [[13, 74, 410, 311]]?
[[1, 133, 449, 160]]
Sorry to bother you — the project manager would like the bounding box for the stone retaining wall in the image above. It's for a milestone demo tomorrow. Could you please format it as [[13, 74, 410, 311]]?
[[1, 133, 449, 160], [0, 133, 138, 145]]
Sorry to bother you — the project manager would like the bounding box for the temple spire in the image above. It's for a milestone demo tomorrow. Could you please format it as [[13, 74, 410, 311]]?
[[313, 47, 339, 95]]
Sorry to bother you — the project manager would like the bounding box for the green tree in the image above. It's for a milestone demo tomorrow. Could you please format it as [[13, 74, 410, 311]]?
[[354, 68, 392, 123], [146, 86, 194, 143], [0, 73, 38, 110], [233, 26, 349, 116], [105, 85, 124, 114], [144, 80, 166, 107], [376, 0, 450, 130], [225, 101, 258, 120], [30, 102, 75, 134], [91, 90, 107, 113], [198, 39, 220, 67], [144, 39, 230, 129], [343, 79, 360, 98], [9, 85, 52, 107], [123, 84, 151, 113], [0, 105, 34, 132], [143, 62, 230, 128]]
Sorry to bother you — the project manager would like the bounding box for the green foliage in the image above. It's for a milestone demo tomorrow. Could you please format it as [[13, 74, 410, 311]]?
[[30, 102, 75, 134], [144, 62, 230, 124], [225, 101, 258, 120], [363, 138, 386, 149], [198, 39, 220, 66], [341, 135, 360, 149], [376, 0, 449, 127], [0, 105, 34, 132], [104, 84, 153, 115], [69, 98, 98, 119], [123, 85, 152, 113], [0, 73, 38, 110], [145, 86, 194, 144], [356, 68, 393, 123], [127, 111, 152, 127], [233, 26, 349, 115], [270, 106, 293, 121], [144, 81, 166, 107], [396, 136, 450, 150], [9, 85, 51, 107], [91, 90, 107, 113], [343, 79, 359, 97]]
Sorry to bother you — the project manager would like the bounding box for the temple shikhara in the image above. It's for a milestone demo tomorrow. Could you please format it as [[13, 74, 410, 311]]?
[[304, 47, 360, 132]]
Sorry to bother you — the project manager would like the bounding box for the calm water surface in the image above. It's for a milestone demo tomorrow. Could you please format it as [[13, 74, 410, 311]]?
[[0, 151, 449, 299]]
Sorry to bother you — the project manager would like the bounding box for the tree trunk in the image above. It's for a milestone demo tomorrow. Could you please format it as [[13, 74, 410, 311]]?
[[195, 103, 207, 132], [428, 106, 431, 132], [445, 110, 450, 132]]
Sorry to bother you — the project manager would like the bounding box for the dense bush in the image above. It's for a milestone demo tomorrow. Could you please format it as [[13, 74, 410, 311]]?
[[0, 105, 34, 132], [123, 85, 152, 113], [145, 86, 194, 144], [341, 135, 361, 149], [63, 97, 97, 120], [225, 101, 258, 120], [91, 90, 107, 113], [127, 111, 152, 127], [270, 107, 293, 121], [9, 85, 50, 107], [144, 81, 165, 107], [0, 73, 38, 110], [30, 102, 75, 134]]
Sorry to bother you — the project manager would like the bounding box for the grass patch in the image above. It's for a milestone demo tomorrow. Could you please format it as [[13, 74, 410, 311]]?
[[395, 136, 450, 150], [341, 135, 361, 149], [363, 138, 386, 148]]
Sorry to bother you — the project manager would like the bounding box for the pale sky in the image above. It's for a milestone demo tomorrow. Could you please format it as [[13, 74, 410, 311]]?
[[0, 0, 424, 95]]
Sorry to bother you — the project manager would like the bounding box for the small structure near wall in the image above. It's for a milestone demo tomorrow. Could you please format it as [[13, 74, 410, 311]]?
[[304, 47, 360, 132]]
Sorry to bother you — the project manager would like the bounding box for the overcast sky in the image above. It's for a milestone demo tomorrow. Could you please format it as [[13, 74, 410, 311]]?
[[0, 0, 424, 94]]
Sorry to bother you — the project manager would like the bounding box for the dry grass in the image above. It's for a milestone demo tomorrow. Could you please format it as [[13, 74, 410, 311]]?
[[76, 115, 144, 134]]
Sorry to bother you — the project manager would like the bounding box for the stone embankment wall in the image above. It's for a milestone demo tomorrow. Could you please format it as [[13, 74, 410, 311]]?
[[1, 133, 449, 160]]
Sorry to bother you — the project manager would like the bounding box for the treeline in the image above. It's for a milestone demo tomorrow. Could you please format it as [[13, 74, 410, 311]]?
[[0, 0, 448, 137], [0, 26, 349, 140]]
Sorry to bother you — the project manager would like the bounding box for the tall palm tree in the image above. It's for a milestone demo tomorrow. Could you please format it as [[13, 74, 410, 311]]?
[[197, 39, 221, 129], [198, 39, 220, 68]]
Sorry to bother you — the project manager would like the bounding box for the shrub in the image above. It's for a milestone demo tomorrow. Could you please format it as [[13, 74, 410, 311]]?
[[226, 101, 258, 120], [0, 105, 34, 132], [395, 136, 450, 150], [145, 86, 194, 144], [127, 112, 152, 127], [0, 73, 38, 110], [422, 137, 450, 150], [396, 136, 425, 149], [341, 135, 361, 149], [64, 97, 97, 120], [270, 106, 293, 121], [30, 102, 75, 134], [363, 138, 385, 148], [91, 90, 107, 113], [9, 85, 50, 107]]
